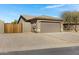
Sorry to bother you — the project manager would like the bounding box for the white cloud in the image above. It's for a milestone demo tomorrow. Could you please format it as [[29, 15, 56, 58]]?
[[45, 4, 65, 8]]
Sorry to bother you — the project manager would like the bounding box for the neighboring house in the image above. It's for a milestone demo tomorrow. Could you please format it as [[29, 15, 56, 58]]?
[[18, 15, 63, 33]]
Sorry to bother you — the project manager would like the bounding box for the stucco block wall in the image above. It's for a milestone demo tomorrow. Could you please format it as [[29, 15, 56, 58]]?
[[0, 23, 4, 33]]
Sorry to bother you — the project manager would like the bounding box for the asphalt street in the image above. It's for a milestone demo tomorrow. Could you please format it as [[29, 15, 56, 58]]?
[[1, 46, 79, 55]]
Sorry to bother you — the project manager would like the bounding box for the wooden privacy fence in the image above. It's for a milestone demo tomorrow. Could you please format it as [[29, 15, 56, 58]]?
[[4, 23, 23, 33]]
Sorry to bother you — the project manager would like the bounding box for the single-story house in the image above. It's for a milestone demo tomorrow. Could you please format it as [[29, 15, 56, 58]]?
[[18, 15, 63, 33]]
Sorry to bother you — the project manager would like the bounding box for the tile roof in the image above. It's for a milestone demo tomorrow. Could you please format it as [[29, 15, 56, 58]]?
[[18, 15, 63, 23]]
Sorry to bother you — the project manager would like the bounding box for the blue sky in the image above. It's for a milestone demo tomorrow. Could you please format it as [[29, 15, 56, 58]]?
[[0, 4, 79, 23]]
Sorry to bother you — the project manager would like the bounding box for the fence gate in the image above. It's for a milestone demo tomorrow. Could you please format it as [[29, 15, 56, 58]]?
[[4, 23, 23, 33]]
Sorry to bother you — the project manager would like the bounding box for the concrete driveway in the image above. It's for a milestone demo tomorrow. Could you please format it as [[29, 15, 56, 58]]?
[[0, 32, 79, 54]]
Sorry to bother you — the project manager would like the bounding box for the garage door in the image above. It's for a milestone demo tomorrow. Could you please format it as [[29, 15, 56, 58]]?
[[40, 22, 61, 33]]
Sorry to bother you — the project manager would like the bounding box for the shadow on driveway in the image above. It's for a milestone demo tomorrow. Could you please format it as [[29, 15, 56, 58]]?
[[1, 46, 79, 55]]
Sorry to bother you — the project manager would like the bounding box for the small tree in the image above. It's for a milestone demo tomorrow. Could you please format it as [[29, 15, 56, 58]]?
[[0, 20, 4, 23], [11, 20, 18, 24], [62, 12, 79, 32], [62, 12, 72, 30]]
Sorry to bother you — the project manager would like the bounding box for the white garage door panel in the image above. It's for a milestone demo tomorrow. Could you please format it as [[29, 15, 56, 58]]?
[[40, 22, 61, 33]]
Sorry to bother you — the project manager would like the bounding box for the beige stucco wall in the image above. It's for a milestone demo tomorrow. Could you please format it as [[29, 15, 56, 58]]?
[[60, 22, 63, 32], [36, 20, 40, 33], [0, 23, 4, 33], [23, 22, 31, 32], [19, 18, 31, 32]]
